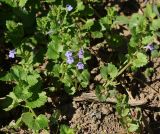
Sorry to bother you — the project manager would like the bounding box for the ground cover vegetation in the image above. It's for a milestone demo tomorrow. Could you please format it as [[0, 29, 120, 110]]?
[[0, 0, 160, 133]]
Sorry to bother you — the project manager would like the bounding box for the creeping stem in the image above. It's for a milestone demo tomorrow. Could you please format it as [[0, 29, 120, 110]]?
[[103, 61, 131, 87], [117, 61, 132, 78]]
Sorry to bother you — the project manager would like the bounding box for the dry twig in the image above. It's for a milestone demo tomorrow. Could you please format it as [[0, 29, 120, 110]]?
[[73, 91, 148, 107]]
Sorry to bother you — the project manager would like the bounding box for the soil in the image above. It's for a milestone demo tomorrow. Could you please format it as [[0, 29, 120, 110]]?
[[62, 57, 160, 134], [69, 102, 124, 134]]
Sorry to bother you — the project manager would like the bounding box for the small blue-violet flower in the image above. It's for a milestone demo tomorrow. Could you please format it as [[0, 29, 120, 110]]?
[[9, 49, 16, 58], [66, 4, 73, 11], [76, 62, 84, 70], [67, 56, 74, 64], [65, 51, 72, 58], [144, 44, 154, 51], [78, 49, 84, 59]]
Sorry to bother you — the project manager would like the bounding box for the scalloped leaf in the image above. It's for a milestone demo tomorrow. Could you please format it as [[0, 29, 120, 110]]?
[[60, 124, 75, 134], [36, 114, 49, 129], [19, 0, 28, 7], [22, 112, 35, 129], [14, 84, 32, 100], [132, 52, 148, 68], [76, 1, 85, 11], [26, 92, 47, 108], [2, 92, 19, 111], [128, 123, 139, 132], [82, 19, 94, 30], [100, 63, 118, 80], [5, 20, 24, 46], [0, 0, 17, 7], [22, 112, 48, 130]]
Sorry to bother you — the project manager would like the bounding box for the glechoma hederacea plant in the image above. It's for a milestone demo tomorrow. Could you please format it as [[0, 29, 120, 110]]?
[[0, 0, 160, 133]]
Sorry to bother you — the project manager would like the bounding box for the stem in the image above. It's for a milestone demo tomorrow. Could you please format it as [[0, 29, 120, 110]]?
[[23, 105, 37, 117], [22, 105, 39, 134], [60, 62, 66, 80], [80, 18, 86, 23], [61, 11, 68, 27], [117, 61, 132, 77], [29, 107, 37, 117], [74, 70, 79, 90], [104, 61, 131, 87]]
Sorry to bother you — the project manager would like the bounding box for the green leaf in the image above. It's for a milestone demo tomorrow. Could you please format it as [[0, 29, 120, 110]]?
[[36, 114, 49, 129], [150, 19, 160, 31], [26, 73, 40, 86], [26, 92, 47, 108], [5, 20, 24, 46], [2, 92, 19, 111], [62, 75, 72, 87], [95, 85, 108, 102], [151, 50, 160, 58], [14, 84, 32, 100], [142, 36, 154, 45], [0, 0, 17, 7], [0, 73, 13, 81], [144, 68, 154, 78], [100, 66, 108, 80], [114, 16, 129, 25], [14, 117, 22, 129], [50, 110, 60, 125], [100, 63, 118, 80], [78, 70, 90, 83], [10, 66, 25, 81], [47, 39, 63, 60], [19, 0, 28, 7], [44, 0, 56, 3], [100, 16, 110, 25], [60, 124, 75, 134], [128, 123, 139, 132], [82, 19, 94, 30], [108, 65, 118, 78], [129, 36, 139, 47], [47, 43, 59, 60], [80, 82, 88, 88], [22, 113, 49, 130], [132, 52, 148, 68], [64, 86, 76, 95], [129, 14, 147, 34], [153, 4, 160, 17], [100, 66, 108, 79], [6, 65, 28, 82], [121, 108, 130, 117], [77, 69, 90, 88], [22, 112, 35, 129], [144, 4, 156, 19], [37, 17, 49, 32], [52, 64, 61, 77], [91, 31, 103, 38], [76, 1, 85, 11]]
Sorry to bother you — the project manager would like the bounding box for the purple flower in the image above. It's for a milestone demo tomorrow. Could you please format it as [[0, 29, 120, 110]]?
[[78, 49, 84, 59], [67, 56, 74, 64], [76, 62, 84, 70], [9, 49, 16, 58], [144, 44, 154, 51], [66, 4, 73, 11], [65, 51, 72, 58]]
